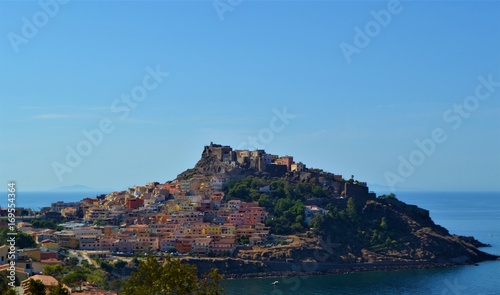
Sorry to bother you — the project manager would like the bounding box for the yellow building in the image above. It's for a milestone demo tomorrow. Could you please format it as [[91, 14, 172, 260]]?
[[221, 224, 236, 235], [20, 248, 40, 262], [206, 225, 222, 235], [40, 240, 59, 252]]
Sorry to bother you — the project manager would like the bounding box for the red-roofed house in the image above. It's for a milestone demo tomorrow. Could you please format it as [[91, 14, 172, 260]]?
[[21, 274, 70, 294]]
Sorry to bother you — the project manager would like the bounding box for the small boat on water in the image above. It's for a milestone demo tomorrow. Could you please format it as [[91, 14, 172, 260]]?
[[272, 281, 279, 285]]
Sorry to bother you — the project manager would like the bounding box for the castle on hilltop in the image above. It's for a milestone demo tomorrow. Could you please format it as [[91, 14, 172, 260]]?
[[203, 142, 306, 176], [201, 143, 376, 200]]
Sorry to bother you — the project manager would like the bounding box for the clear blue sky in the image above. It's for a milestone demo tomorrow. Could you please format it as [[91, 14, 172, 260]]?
[[0, 1, 499, 192]]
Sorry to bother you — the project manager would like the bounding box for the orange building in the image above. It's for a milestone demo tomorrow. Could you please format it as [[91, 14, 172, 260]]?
[[275, 156, 294, 171]]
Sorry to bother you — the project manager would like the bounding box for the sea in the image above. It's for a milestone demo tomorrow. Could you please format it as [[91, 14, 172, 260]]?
[[5, 191, 500, 294], [1, 191, 109, 211]]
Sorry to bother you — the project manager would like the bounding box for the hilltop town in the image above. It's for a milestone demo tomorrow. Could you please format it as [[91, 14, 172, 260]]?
[[1, 143, 497, 293], [7, 143, 370, 256]]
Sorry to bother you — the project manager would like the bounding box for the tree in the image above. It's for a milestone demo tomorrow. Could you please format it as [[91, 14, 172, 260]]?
[[122, 255, 224, 295], [31, 219, 58, 230], [109, 279, 125, 293], [291, 222, 303, 232], [197, 268, 224, 295], [274, 198, 294, 217], [66, 257, 79, 267], [80, 260, 89, 268], [309, 214, 325, 231], [62, 271, 86, 291], [311, 185, 328, 199], [378, 193, 398, 200], [28, 279, 46, 295], [17, 231, 37, 248], [87, 269, 107, 289], [380, 217, 388, 230], [3, 288, 17, 295], [258, 194, 272, 209], [239, 236, 250, 245], [114, 260, 127, 269], [388, 193, 397, 200], [0, 271, 10, 293], [43, 264, 64, 279], [0, 227, 36, 248], [131, 257, 140, 267], [48, 282, 70, 295], [346, 197, 358, 222], [100, 260, 114, 272]]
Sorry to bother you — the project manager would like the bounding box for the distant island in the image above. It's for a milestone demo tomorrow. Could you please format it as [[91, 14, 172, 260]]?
[[4, 143, 497, 285]]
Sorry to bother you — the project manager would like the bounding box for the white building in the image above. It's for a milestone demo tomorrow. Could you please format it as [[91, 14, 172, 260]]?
[[210, 177, 226, 191], [304, 205, 326, 223]]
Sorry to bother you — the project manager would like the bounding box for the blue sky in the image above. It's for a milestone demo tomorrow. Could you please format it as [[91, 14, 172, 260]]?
[[0, 0, 499, 193]]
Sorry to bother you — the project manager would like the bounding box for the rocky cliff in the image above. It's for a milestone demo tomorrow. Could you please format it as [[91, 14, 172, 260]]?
[[234, 197, 496, 265]]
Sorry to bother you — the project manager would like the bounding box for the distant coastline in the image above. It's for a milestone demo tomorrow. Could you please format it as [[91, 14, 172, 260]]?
[[0, 191, 109, 210]]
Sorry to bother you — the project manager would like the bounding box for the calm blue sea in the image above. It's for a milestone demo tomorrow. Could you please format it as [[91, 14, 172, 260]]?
[[0, 191, 109, 210], [224, 192, 500, 295]]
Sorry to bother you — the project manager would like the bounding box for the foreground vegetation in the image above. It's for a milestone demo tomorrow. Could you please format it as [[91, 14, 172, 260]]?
[[123, 256, 223, 295], [2, 254, 224, 295]]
